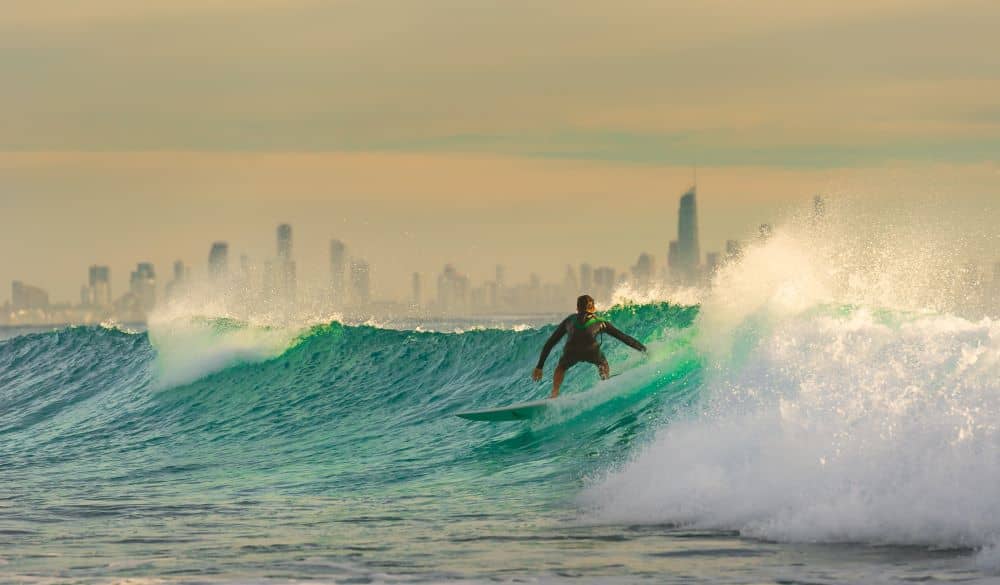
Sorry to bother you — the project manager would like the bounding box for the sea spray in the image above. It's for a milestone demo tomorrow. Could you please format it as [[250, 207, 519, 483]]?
[[145, 287, 344, 388], [147, 315, 305, 389], [582, 203, 1000, 564]]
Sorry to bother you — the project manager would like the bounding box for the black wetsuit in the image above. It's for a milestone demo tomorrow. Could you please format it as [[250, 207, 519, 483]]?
[[536, 313, 646, 371]]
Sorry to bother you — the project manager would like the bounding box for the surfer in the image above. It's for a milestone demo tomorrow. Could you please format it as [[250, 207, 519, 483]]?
[[532, 294, 646, 398]]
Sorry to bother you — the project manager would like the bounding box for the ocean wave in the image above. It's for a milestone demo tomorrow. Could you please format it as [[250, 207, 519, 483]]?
[[582, 214, 1000, 564]]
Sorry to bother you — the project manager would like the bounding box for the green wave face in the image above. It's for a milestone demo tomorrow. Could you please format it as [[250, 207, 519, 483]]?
[[0, 302, 702, 576]]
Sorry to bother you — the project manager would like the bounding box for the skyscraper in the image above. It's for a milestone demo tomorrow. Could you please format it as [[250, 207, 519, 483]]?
[[166, 260, 188, 300], [674, 187, 700, 284], [208, 242, 229, 280], [593, 267, 616, 302], [667, 241, 679, 281], [632, 253, 654, 290], [277, 224, 292, 260], [330, 239, 347, 302], [11, 281, 49, 312], [350, 259, 371, 306], [411, 272, 422, 307], [129, 263, 156, 314], [88, 265, 112, 307], [276, 224, 296, 302], [437, 264, 470, 312]]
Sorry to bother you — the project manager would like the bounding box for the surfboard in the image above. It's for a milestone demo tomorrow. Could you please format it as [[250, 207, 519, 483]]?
[[455, 399, 550, 421]]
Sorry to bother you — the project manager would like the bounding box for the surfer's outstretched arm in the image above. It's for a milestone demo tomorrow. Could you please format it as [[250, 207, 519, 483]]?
[[532, 319, 568, 380], [604, 322, 647, 353]]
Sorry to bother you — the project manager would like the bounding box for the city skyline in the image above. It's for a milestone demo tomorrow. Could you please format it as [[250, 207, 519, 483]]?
[[5, 185, 1000, 325], [3, 184, 735, 322], [0, 175, 746, 306], [7, 170, 997, 309]]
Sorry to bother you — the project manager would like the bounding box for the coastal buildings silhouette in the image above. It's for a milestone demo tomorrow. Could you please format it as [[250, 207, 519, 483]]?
[[6, 196, 999, 326], [208, 242, 229, 280], [276, 223, 296, 303], [350, 259, 371, 306], [85, 265, 112, 307], [165, 260, 189, 301], [330, 239, 347, 304], [127, 263, 157, 317], [674, 187, 700, 284], [11, 281, 49, 312]]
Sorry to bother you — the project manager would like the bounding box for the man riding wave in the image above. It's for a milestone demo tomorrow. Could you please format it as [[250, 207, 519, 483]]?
[[532, 294, 646, 398]]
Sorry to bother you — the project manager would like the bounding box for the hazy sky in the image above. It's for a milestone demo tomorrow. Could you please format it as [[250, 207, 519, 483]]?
[[2, 0, 998, 302]]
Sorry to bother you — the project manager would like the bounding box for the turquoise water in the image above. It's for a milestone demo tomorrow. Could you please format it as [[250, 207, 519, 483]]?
[[2, 301, 999, 583]]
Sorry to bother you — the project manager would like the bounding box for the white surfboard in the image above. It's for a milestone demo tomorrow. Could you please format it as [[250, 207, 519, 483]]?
[[454, 399, 551, 421]]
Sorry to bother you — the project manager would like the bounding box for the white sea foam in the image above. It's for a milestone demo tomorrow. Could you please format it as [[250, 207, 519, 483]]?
[[582, 200, 1000, 565], [145, 286, 341, 388], [146, 314, 303, 389], [607, 278, 705, 309]]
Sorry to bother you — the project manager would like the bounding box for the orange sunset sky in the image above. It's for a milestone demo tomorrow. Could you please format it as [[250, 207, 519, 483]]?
[[2, 0, 998, 301]]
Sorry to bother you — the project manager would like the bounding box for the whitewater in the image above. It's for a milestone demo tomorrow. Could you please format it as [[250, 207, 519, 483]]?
[[2, 208, 998, 583]]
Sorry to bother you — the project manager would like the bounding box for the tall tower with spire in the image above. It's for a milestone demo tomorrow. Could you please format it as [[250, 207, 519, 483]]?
[[669, 181, 701, 284]]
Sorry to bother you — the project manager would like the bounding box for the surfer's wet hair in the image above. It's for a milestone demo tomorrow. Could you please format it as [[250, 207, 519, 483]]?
[[577, 295, 594, 313]]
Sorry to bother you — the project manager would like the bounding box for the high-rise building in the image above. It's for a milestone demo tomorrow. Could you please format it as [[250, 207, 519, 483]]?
[[593, 267, 616, 302], [495, 265, 506, 290], [166, 260, 189, 300], [87, 265, 112, 307], [437, 264, 469, 312], [672, 187, 700, 284], [580, 263, 593, 293], [330, 239, 347, 301], [208, 242, 229, 280], [667, 241, 679, 280], [276, 224, 296, 302], [129, 263, 156, 314], [350, 259, 371, 306], [411, 272, 422, 307], [277, 224, 292, 260], [632, 253, 654, 290], [11, 281, 49, 312]]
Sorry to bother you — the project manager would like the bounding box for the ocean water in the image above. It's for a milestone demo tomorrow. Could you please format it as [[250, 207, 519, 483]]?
[[3, 221, 999, 584]]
